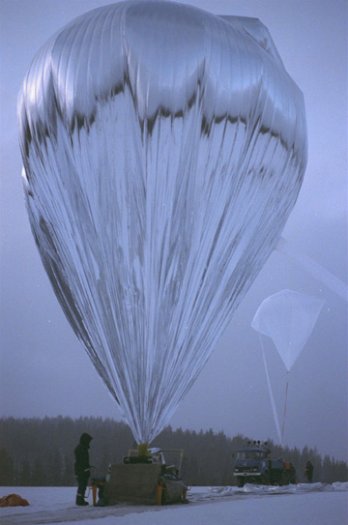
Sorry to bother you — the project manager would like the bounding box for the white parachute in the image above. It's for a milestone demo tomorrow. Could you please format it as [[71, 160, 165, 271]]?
[[18, 1, 307, 444], [252, 289, 324, 443]]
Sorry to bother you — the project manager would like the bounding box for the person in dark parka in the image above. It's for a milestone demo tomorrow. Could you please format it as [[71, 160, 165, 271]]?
[[305, 460, 314, 483], [74, 433, 93, 505]]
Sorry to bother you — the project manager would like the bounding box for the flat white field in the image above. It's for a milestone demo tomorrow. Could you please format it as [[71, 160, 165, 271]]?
[[0, 482, 347, 525]]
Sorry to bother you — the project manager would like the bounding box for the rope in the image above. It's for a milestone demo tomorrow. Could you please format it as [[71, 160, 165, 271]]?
[[260, 334, 282, 444], [281, 373, 289, 444]]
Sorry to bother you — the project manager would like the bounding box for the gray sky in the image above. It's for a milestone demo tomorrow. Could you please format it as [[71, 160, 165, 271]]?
[[0, 0, 347, 461]]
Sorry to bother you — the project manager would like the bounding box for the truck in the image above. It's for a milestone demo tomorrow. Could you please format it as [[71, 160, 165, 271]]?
[[233, 441, 296, 487]]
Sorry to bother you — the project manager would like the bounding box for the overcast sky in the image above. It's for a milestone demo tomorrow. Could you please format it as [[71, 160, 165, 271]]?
[[0, 0, 347, 461]]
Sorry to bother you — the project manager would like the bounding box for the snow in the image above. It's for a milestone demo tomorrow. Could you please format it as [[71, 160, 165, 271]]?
[[1, 483, 347, 525]]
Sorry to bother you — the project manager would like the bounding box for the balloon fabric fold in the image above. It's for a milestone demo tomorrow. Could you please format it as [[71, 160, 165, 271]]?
[[18, 1, 307, 444]]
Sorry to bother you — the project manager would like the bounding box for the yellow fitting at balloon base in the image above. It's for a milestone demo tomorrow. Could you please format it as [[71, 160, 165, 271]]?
[[137, 443, 150, 457]]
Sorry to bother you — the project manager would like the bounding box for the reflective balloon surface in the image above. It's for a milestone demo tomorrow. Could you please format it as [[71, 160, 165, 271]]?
[[18, 1, 307, 443]]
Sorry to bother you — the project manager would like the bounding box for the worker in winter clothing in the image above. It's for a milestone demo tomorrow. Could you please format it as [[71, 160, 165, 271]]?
[[74, 433, 93, 505], [305, 460, 314, 483]]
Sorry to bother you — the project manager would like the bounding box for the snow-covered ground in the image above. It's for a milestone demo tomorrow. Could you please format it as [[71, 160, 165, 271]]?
[[1, 483, 347, 525]]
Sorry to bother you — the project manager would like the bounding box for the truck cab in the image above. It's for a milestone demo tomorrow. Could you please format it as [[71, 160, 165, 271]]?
[[233, 442, 295, 486]]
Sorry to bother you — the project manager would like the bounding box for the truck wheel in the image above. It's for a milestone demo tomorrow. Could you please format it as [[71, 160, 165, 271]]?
[[237, 477, 245, 487], [281, 471, 290, 486], [261, 474, 269, 485]]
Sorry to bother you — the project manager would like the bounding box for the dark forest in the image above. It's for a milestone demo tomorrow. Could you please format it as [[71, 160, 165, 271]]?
[[0, 417, 347, 486]]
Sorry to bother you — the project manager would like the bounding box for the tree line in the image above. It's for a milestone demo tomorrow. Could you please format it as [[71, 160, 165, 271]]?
[[0, 417, 347, 486]]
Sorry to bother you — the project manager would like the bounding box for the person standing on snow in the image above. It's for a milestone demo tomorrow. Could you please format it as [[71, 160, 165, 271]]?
[[305, 460, 314, 483], [74, 432, 93, 505]]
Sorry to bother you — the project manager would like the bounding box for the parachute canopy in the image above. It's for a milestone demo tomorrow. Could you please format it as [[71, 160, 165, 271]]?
[[251, 289, 324, 370], [18, 1, 307, 444]]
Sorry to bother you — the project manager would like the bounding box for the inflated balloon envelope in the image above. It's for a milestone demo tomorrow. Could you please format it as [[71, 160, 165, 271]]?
[[252, 289, 325, 371], [18, 1, 307, 444]]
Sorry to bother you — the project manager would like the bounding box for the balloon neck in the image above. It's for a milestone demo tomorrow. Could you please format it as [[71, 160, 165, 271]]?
[[137, 443, 150, 457]]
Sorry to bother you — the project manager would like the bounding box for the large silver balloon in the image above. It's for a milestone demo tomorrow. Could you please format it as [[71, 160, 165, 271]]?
[[18, 1, 307, 444]]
